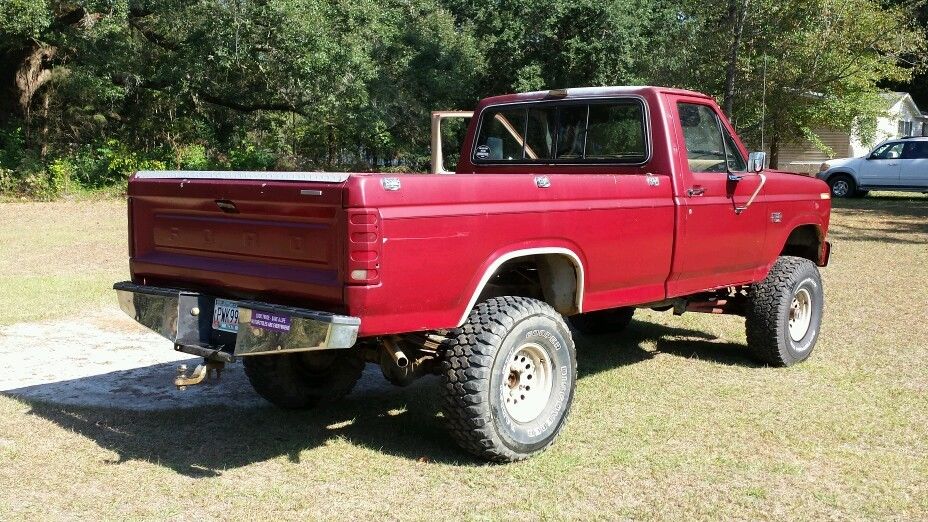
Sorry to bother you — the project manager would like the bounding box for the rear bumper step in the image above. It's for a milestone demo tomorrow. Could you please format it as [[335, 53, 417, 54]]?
[[114, 282, 360, 356]]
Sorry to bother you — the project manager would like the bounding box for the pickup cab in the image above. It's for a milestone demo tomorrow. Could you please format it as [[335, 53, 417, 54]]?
[[115, 86, 832, 462]]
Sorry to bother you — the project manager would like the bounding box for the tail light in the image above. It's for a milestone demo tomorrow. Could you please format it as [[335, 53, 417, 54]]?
[[127, 196, 135, 258], [346, 209, 381, 285]]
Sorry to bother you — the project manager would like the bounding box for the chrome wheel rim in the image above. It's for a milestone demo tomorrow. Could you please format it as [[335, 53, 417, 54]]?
[[832, 180, 849, 197], [502, 343, 553, 423], [788, 288, 813, 342]]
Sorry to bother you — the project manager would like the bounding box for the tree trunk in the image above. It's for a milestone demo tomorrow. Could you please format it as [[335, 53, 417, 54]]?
[[769, 131, 780, 169], [14, 44, 57, 145], [326, 125, 335, 167], [723, 0, 749, 118]]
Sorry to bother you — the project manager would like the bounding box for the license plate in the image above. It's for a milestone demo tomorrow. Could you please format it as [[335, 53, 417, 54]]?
[[212, 299, 239, 333]]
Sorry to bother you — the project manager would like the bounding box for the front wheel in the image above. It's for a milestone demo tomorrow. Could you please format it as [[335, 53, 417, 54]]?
[[745, 256, 824, 366], [440, 296, 577, 462], [827, 174, 856, 198]]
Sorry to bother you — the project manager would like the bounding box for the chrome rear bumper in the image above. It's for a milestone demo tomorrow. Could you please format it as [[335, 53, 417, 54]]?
[[114, 282, 360, 356]]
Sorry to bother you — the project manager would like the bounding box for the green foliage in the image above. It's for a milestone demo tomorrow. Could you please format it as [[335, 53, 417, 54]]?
[[0, 0, 925, 194], [0, 0, 50, 40], [228, 142, 276, 171], [174, 144, 209, 170]]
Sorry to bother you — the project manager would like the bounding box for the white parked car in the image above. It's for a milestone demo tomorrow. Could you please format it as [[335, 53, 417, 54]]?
[[818, 137, 928, 198]]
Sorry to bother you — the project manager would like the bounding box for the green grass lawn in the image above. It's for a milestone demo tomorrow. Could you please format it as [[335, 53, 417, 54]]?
[[0, 194, 926, 519], [0, 201, 127, 325]]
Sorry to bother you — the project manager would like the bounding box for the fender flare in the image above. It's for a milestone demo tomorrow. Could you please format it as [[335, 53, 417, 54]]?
[[455, 247, 585, 327]]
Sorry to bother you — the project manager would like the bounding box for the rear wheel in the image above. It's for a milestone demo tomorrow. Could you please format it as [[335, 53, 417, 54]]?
[[828, 174, 855, 198], [243, 350, 365, 409], [745, 256, 824, 367], [440, 296, 577, 462], [568, 307, 634, 335]]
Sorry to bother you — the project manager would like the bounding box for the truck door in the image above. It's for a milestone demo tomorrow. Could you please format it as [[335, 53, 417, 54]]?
[[666, 97, 768, 297], [900, 140, 928, 189], [859, 141, 904, 188]]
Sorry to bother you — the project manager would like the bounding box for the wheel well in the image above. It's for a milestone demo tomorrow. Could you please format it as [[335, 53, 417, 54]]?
[[473, 254, 580, 316], [780, 225, 823, 264], [827, 171, 854, 182]]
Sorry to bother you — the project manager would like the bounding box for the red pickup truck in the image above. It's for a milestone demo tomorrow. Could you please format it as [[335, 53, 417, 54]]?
[[115, 86, 832, 462]]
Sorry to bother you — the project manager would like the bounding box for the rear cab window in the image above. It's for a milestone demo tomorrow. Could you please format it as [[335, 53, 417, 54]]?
[[472, 98, 649, 164]]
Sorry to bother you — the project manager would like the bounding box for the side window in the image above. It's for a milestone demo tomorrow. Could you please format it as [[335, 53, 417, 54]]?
[[902, 141, 928, 159], [474, 108, 526, 161], [586, 103, 646, 160], [678, 103, 727, 172], [870, 142, 904, 160]]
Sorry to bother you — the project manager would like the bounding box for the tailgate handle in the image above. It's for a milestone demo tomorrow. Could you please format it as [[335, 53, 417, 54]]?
[[300, 189, 323, 196], [215, 200, 239, 213]]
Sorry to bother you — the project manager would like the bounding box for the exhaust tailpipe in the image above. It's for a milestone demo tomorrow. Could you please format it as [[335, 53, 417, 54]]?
[[382, 338, 409, 368]]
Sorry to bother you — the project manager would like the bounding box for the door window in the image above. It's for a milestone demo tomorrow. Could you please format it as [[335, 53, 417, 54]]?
[[869, 142, 904, 160], [677, 103, 745, 173], [902, 141, 928, 159]]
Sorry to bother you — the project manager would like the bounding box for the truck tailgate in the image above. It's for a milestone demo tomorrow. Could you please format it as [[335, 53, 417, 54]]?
[[127, 171, 349, 308]]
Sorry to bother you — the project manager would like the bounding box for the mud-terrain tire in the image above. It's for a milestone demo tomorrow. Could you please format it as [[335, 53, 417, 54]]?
[[440, 296, 577, 462], [243, 350, 365, 409], [568, 307, 634, 335], [745, 256, 824, 367], [827, 174, 856, 198]]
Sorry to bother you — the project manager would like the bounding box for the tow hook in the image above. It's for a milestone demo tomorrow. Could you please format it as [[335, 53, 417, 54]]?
[[174, 361, 225, 390]]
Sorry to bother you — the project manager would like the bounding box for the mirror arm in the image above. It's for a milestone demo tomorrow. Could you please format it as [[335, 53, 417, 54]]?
[[734, 173, 766, 215]]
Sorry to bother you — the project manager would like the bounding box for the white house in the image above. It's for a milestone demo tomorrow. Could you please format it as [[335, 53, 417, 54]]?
[[776, 92, 928, 174]]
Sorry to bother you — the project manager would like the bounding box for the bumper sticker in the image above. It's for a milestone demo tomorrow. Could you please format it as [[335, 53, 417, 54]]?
[[251, 311, 292, 332]]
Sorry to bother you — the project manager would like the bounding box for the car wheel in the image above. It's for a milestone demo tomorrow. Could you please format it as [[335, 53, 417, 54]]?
[[440, 296, 577, 462], [827, 174, 855, 198], [745, 256, 824, 367]]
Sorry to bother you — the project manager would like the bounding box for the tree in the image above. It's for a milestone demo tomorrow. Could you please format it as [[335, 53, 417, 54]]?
[[658, 0, 925, 166]]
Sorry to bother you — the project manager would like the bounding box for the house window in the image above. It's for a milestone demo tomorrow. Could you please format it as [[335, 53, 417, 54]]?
[[898, 120, 913, 137]]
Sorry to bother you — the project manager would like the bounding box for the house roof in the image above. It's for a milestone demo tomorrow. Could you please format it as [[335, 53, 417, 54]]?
[[881, 91, 921, 114], [880, 91, 907, 109]]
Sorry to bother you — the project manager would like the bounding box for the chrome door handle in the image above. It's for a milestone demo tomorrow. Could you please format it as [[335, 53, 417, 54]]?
[[534, 176, 551, 188], [687, 186, 705, 196]]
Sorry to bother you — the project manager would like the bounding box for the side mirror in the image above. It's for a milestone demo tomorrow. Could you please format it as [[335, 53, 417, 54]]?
[[747, 151, 767, 173]]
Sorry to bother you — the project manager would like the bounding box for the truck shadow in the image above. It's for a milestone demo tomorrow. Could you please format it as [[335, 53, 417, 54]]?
[[5, 320, 756, 475]]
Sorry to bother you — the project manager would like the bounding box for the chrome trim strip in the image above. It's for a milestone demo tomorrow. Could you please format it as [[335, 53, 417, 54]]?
[[134, 171, 351, 183], [456, 247, 585, 327]]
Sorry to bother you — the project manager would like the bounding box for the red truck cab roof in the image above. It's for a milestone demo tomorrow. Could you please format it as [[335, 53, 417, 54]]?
[[476, 86, 713, 106]]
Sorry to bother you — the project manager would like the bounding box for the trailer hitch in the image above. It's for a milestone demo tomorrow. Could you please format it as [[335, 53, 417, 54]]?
[[174, 361, 225, 390]]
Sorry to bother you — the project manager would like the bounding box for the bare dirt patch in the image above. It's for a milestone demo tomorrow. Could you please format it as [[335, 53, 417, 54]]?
[[0, 309, 413, 411]]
